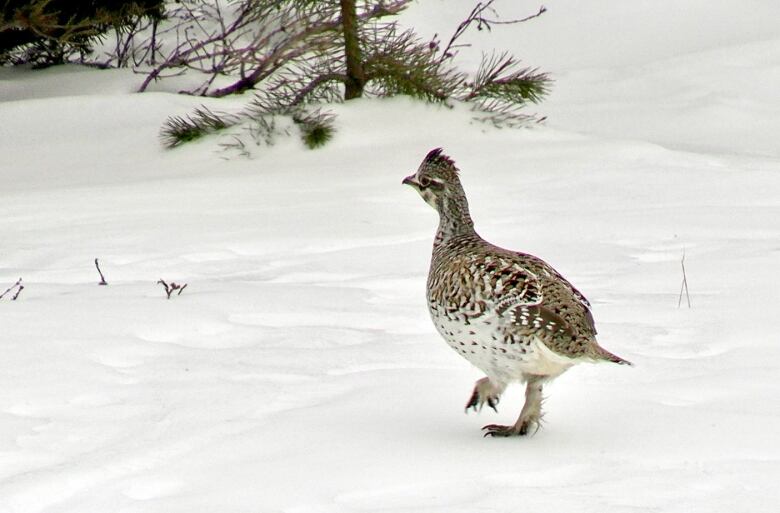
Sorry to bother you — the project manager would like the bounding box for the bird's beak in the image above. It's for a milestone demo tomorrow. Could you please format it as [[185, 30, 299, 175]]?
[[402, 174, 418, 188]]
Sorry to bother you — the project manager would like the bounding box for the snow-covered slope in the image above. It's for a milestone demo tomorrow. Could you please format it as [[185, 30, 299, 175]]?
[[1, 1, 779, 512], [409, 0, 780, 157]]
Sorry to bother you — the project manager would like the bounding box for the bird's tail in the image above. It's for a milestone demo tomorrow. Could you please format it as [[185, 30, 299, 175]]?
[[594, 345, 633, 366]]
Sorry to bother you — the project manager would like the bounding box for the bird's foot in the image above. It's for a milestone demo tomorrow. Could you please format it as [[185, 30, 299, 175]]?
[[465, 377, 504, 413], [482, 415, 542, 437]]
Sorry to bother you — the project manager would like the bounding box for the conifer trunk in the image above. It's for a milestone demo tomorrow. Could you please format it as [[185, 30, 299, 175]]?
[[339, 0, 365, 100]]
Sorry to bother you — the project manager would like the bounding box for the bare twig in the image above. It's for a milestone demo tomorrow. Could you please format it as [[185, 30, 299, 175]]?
[[0, 278, 23, 300], [11, 285, 24, 300], [136, 0, 411, 96], [157, 279, 187, 299], [678, 250, 691, 308], [478, 3, 547, 25], [94, 258, 108, 285], [435, 2, 546, 65]]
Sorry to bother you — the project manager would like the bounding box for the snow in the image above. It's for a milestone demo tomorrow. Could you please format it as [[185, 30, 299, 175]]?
[[1, 1, 779, 511]]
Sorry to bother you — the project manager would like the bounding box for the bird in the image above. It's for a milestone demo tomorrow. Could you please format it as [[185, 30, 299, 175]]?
[[403, 148, 631, 437]]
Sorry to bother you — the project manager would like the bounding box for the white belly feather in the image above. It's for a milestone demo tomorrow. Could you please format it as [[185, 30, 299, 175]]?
[[430, 311, 575, 383]]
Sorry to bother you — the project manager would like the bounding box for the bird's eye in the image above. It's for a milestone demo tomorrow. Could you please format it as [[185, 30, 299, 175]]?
[[419, 176, 431, 187]]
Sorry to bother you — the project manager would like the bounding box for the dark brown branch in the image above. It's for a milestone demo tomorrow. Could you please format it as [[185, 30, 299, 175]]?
[[94, 258, 108, 285]]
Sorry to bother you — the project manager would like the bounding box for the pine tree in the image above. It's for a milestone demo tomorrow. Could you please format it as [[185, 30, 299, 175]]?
[[154, 0, 550, 151], [340, 0, 366, 100]]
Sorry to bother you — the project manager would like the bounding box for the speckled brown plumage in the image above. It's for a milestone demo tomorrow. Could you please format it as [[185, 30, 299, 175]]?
[[403, 148, 631, 437]]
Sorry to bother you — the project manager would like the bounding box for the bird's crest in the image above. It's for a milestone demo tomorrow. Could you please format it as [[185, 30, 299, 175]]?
[[422, 148, 459, 178]]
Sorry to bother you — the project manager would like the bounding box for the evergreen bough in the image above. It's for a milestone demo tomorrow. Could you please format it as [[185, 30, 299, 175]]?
[[154, 0, 550, 152], [160, 107, 238, 148], [0, 0, 164, 66]]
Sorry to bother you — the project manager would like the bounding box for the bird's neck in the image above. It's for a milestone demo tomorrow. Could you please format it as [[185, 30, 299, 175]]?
[[434, 192, 476, 246]]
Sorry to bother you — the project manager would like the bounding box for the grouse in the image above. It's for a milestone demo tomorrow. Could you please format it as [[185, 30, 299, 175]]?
[[403, 148, 631, 437]]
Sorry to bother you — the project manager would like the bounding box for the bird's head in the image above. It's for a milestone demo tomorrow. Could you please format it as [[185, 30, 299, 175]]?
[[403, 148, 475, 236], [402, 148, 464, 212]]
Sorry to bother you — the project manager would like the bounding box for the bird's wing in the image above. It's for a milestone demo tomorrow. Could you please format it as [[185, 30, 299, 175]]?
[[540, 264, 597, 335], [520, 253, 596, 332], [488, 252, 597, 339]]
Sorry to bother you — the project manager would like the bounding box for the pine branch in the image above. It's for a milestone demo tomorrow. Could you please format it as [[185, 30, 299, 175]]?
[[255, 52, 346, 109], [362, 25, 464, 102], [292, 108, 336, 149], [4, 0, 108, 43], [160, 107, 239, 148], [460, 51, 550, 126], [465, 52, 550, 104]]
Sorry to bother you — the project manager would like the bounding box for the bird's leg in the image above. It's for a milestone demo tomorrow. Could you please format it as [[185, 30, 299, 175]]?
[[465, 377, 506, 413], [482, 377, 545, 437]]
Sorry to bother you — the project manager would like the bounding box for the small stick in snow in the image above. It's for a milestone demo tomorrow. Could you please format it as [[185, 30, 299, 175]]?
[[95, 258, 108, 285], [0, 277, 22, 300], [678, 250, 691, 308], [158, 279, 187, 299]]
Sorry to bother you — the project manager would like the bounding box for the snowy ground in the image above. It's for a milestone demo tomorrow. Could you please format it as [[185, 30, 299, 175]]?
[[1, 1, 779, 512]]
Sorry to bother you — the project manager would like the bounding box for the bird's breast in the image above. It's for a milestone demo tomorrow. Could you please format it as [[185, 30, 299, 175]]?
[[427, 302, 575, 382]]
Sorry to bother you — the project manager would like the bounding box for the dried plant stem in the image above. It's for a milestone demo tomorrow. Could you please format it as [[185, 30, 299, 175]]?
[[95, 258, 108, 285], [678, 251, 691, 308], [158, 279, 187, 299], [0, 278, 23, 300]]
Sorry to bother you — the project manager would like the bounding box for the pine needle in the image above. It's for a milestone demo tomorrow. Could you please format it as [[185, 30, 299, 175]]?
[[160, 107, 238, 148], [292, 108, 336, 149]]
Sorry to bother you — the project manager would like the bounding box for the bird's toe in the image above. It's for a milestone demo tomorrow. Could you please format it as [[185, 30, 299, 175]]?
[[465, 379, 501, 414], [481, 424, 519, 437], [465, 389, 480, 413]]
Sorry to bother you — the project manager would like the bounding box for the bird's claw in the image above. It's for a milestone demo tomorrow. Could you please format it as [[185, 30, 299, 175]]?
[[465, 379, 501, 413], [465, 392, 499, 413], [482, 424, 517, 437], [465, 390, 479, 412], [482, 418, 540, 437]]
